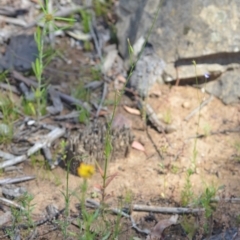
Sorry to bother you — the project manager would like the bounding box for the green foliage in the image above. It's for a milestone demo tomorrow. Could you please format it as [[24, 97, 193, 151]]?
[[93, 0, 108, 17], [181, 216, 198, 240], [90, 67, 102, 81], [196, 186, 217, 218], [78, 108, 90, 124], [163, 109, 172, 124], [203, 123, 211, 136], [181, 169, 194, 206], [73, 84, 90, 102], [21, 88, 47, 117], [32, 0, 75, 120], [80, 9, 91, 33], [6, 192, 35, 239], [171, 164, 179, 174], [233, 141, 240, 162], [0, 93, 18, 143]]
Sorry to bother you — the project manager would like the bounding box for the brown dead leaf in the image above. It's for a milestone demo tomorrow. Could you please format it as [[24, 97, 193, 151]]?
[[116, 74, 126, 83], [123, 105, 141, 115], [131, 141, 145, 152], [95, 161, 104, 177], [112, 113, 132, 129], [146, 215, 178, 240], [105, 172, 119, 188]]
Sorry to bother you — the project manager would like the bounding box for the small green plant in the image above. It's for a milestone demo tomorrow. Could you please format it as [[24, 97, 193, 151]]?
[[192, 185, 217, 235], [0, 96, 18, 143], [79, 8, 92, 51], [181, 169, 194, 206], [7, 192, 35, 238], [171, 164, 179, 174], [93, 0, 108, 17], [21, 89, 47, 116], [59, 147, 72, 238], [32, 0, 75, 120], [19, 193, 35, 228], [236, 214, 240, 225], [163, 109, 172, 124], [197, 186, 217, 219], [55, 1, 162, 238], [90, 67, 102, 81], [79, 178, 99, 239], [233, 141, 240, 162], [181, 215, 198, 240], [78, 108, 90, 124], [203, 123, 211, 137]]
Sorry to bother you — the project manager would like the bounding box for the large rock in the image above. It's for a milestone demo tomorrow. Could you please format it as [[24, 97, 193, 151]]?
[[205, 70, 240, 104], [0, 34, 37, 72], [116, 0, 240, 102], [117, 0, 240, 62]]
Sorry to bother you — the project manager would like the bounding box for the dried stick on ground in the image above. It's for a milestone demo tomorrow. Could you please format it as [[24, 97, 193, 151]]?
[[0, 16, 27, 27], [12, 71, 91, 112], [27, 127, 65, 156], [132, 204, 204, 214], [96, 82, 108, 117], [0, 155, 27, 169], [187, 127, 240, 139], [0, 83, 19, 94], [86, 199, 150, 235], [0, 204, 60, 232], [137, 99, 176, 133], [184, 95, 214, 121], [0, 150, 16, 160], [0, 197, 24, 211], [0, 127, 65, 169], [0, 211, 11, 226], [0, 176, 35, 185]]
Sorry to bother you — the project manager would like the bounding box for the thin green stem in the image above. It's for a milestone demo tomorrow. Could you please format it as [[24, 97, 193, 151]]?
[[101, 1, 163, 204]]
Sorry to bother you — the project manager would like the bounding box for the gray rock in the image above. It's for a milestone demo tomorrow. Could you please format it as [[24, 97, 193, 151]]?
[[205, 70, 240, 104], [117, 0, 240, 62], [203, 228, 238, 240], [0, 34, 37, 72], [2, 184, 27, 200], [129, 46, 165, 97], [116, 0, 240, 103]]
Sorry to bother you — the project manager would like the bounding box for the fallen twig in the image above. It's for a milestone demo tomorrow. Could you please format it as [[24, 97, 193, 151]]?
[[0, 15, 27, 27], [0, 7, 28, 17], [0, 150, 16, 161], [146, 126, 163, 160], [86, 199, 150, 235], [187, 127, 240, 139], [12, 71, 91, 112], [0, 127, 65, 169], [132, 204, 204, 214], [0, 83, 19, 94], [96, 82, 108, 117], [137, 100, 176, 133], [53, 111, 80, 120], [0, 197, 24, 211], [27, 127, 65, 156], [90, 21, 102, 60], [184, 95, 214, 121], [0, 176, 35, 185], [0, 211, 11, 226], [210, 197, 240, 204], [0, 155, 27, 169]]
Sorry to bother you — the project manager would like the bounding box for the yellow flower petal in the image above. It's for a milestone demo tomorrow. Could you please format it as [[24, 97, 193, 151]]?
[[77, 163, 95, 179]]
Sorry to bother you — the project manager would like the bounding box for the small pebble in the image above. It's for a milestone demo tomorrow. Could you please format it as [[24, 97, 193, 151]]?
[[182, 101, 190, 109]]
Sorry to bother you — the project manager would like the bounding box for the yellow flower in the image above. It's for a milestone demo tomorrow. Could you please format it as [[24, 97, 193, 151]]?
[[77, 163, 95, 179]]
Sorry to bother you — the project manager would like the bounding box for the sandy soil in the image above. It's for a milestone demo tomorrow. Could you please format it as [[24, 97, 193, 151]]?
[[1, 39, 240, 239]]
